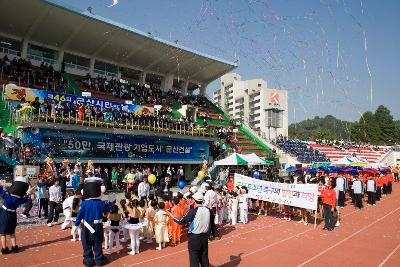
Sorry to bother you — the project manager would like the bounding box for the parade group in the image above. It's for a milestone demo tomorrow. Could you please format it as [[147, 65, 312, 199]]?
[[0, 155, 398, 266]]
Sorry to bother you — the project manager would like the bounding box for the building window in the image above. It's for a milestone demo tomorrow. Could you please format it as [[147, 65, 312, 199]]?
[[63, 53, 90, 71], [94, 60, 117, 76], [0, 36, 21, 56], [258, 83, 261, 87], [27, 43, 58, 64], [266, 109, 283, 128]]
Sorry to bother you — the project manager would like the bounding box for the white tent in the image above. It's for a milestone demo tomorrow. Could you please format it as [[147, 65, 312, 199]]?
[[214, 153, 267, 166], [240, 153, 266, 165], [214, 153, 248, 166]]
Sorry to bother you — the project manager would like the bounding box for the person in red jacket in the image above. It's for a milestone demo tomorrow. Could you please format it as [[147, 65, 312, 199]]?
[[386, 172, 394, 194], [322, 181, 336, 231], [381, 173, 388, 196]]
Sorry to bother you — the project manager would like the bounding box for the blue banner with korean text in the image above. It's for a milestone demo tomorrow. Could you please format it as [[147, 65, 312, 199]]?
[[21, 128, 209, 162], [5, 84, 154, 114]]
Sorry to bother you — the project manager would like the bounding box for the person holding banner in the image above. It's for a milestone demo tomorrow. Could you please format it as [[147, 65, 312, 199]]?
[[238, 187, 249, 224], [322, 181, 336, 231], [297, 178, 308, 225]]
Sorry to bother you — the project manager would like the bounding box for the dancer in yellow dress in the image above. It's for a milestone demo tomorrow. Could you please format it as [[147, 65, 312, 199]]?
[[154, 202, 169, 250]]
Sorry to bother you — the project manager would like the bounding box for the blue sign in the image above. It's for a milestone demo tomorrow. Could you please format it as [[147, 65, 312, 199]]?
[[21, 128, 209, 162], [5, 85, 148, 113]]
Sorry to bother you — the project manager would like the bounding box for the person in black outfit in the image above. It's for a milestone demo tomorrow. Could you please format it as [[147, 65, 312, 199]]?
[[101, 167, 112, 192]]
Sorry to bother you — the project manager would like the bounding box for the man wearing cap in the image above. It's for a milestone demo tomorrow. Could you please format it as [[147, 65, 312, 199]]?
[[167, 192, 217, 267]]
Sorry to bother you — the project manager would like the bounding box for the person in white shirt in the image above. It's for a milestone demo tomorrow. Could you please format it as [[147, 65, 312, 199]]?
[[203, 184, 218, 210], [138, 177, 150, 200], [218, 168, 228, 186], [61, 193, 74, 230], [47, 180, 62, 226], [352, 177, 364, 209], [203, 184, 220, 238], [239, 187, 249, 224], [229, 191, 239, 225], [335, 175, 347, 208], [366, 178, 377, 206]]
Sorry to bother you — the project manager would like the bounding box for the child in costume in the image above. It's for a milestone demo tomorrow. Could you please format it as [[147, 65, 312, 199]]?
[[106, 204, 122, 255], [74, 177, 112, 267], [71, 193, 83, 241], [143, 199, 157, 244], [228, 191, 238, 225], [170, 197, 184, 246], [119, 199, 129, 243], [0, 176, 30, 254], [239, 187, 248, 224], [37, 176, 49, 218], [61, 191, 75, 230], [154, 202, 169, 250], [123, 199, 141, 255], [216, 188, 224, 226]]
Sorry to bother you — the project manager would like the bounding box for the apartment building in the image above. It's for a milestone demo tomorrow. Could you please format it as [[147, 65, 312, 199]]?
[[213, 73, 288, 140]]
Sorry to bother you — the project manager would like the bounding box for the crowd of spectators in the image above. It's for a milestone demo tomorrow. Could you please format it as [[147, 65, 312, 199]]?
[[0, 127, 36, 165], [315, 139, 383, 151], [0, 56, 68, 92], [15, 96, 198, 132], [80, 74, 212, 111], [81, 74, 165, 105], [274, 136, 329, 163], [167, 89, 207, 107]]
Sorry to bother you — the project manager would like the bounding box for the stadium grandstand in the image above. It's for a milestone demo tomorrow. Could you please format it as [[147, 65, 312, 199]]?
[[0, 0, 277, 179], [273, 136, 390, 164]]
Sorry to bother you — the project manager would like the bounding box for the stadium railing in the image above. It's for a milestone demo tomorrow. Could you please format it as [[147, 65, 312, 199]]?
[[11, 107, 214, 138]]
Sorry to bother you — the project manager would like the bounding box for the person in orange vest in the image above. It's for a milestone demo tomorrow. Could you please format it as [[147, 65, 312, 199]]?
[[226, 177, 235, 191], [322, 180, 337, 231], [387, 171, 394, 194], [381, 172, 388, 196], [170, 197, 184, 246], [392, 165, 399, 182], [163, 195, 172, 238]]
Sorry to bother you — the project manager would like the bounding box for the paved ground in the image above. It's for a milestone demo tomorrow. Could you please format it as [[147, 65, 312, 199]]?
[[1, 183, 400, 267]]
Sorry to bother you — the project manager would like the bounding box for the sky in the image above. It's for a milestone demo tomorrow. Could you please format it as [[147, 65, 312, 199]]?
[[53, 0, 400, 123]]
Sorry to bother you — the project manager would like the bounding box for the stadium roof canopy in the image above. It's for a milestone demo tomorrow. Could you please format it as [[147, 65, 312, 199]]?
[[0, 0, 237, 85]]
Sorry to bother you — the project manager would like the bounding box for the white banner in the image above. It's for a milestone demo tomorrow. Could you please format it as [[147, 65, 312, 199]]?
[[234, 173, 318, 210]]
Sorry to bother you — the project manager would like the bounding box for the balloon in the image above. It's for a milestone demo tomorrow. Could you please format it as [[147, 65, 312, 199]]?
[[178, 180, 186, 190], [198, 171, 205, 179], [148, 174, 156, 184]]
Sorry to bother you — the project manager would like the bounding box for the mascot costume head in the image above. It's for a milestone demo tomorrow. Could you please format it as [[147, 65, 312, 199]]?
[[82, 177, 106, 200], [8, 176, 29, 197]]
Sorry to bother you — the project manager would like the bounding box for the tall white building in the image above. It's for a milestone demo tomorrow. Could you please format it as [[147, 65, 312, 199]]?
[[213, 73, 288, 140]]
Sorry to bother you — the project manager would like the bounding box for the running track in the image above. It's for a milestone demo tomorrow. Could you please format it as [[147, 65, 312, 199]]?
[[1, 183, 400, 267]]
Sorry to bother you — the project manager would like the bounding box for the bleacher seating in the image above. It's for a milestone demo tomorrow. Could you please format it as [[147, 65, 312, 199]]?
[[274, 138, 330, 163], [0, 56, 68, 92], [308, 143, 387, 163]]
